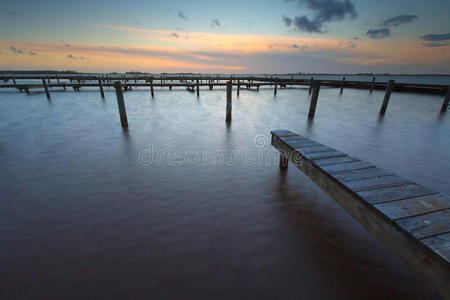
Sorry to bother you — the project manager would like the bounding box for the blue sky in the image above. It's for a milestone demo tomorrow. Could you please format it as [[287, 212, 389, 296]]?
[[1, 0, 449, 73]]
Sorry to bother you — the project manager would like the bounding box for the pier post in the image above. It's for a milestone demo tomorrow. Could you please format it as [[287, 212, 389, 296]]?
[[370, 77, 376, 93], [441, 86, 450, 113], [25, 87, 30, 95], [279, 154, 288, 169], [274, 78, 278, 96], [380, 80, 395, 116], [196, 79, 200, 97], [309, 77, 313, 94], [98, 79, 105, 98], [226, 81, 232, 122], [42, 79, 50, 99], [340, 77, 345, 94], [150, 79, 154, 98], [12, 79, 16, 86], [237, 79, 240, 96], [308, 81, 321, 119], [114, 82, 128, 127], [47, 78, 51, 85]]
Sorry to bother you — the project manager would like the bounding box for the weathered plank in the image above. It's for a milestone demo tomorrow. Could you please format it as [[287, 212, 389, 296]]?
[[422, 233, 450, 262], [357, 184, 437, 205], [342, 175, 412, 192], [331, 167, 393, 182], [313, 155, 359, 166], [375, 193, 450, 220], [303, 150, 346, 160], [320, 161, 374, 173], [396, 209, 449, 239], [298, 145, 335, 154]]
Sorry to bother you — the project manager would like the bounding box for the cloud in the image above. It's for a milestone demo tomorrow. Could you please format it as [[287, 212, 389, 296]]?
[[283, 0, 357, 33], [176, 27, 188, 32], [178, 10, 188, 21], [10, 46, 24, 54], [67, 54, 76, 59], [420, 33, 450, 47], [381, 15, 418, 27], [366, 28, 391, 39], [171, 32, 179, 38], [211, 18, 221, 27], [282, 15, 292, 26], [64, 43, 72, 48], [292, 44, 299, 48]]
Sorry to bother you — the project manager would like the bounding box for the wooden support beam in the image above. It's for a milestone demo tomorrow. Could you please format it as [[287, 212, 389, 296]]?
[[25, 87, 30, 95], [274, 78, 278, 96], [279, 154, 288, 168], [12, 79, 16, 86], [380, 80, 395, 116], [237, 79, 240, 96], [440, 86, 450, 113], [196, 79, 200, 97], [209, 85, 213, 90], [150, 79, 154, 98], [47, 78, 51, 85], [169, 85, 172, 90], [340, 76, 345, 94], [370, 77, 376, 93], [98, 79, 105, 98], [114, 82, 128, 127], [308, 80, 321, 119], [226, 81, 232, 123], [42, 79, 50, 99], [309, 77, 314, 94]]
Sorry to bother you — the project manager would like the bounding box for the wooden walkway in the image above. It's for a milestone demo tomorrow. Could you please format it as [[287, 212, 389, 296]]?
[[271, 130, 449, 298]]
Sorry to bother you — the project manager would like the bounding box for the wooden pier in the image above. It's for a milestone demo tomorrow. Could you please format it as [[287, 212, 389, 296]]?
[[271, 130, 449, 298]]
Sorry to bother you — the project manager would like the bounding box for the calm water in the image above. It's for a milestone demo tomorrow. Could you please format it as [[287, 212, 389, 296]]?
[[0, 85, 448, 299]]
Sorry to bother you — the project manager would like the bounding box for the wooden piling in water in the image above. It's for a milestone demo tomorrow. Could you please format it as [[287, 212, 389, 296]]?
[[12, 79, 16, 86], [150, 79, 154, 98], [380, 80, 395, 116], [340, 77, 345, 94], [42, 79, 50, 99], [441, 86, 450, 113], [370, 77, 376, 93], [25, 87, 30, 95], [279, 154, 288, 168], [114, 82, 128, 127], [237, 79, 240, 96], [308, 81, 321, 119], [196, 79, 200, 97], [274, 78, 278, 96], [226, 81, 232, 122], [309, 77, 313, 94], [98, 79, 105, 98]]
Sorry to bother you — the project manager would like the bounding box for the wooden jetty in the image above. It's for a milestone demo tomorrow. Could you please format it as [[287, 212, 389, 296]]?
[[271, 130, 449, 298]]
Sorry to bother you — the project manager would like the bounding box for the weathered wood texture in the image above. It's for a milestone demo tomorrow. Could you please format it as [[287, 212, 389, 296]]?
[[226, 81, 232, 122], [308, 80, 321, 119], [380, 80, 395, 115], [114, 82, 128, 127], [42, 79, 50, 99], [271, 129, 449, 298]]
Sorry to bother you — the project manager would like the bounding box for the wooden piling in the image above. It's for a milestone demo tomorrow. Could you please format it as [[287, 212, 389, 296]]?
[[308, 80, 321, 119], [309, 77, 314, 94], [47, 78, 51, 85], [380, 80, 395, 116], [274, 78, 278, 96], [42, 79, 50, 99], [25, 87, 30, 95], [226, 81, 232, 122], [370, 77, 376, 93], [279, 154, 288, 168], [97, 79, 105, 98], [196, 79, 200, 97], [114, 81, 128, 127], [150, 79, 154, 98], [441, 86, 450, 113], [340, 77, 345, 94], [12, 79, 17, 86], [237, 79, 240, 96]]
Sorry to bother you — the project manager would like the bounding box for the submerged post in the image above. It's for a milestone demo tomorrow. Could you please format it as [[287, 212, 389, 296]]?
[[274, 78, 278, 96], [226, 81, 232, 122], [98, 79, 105, 98], [309, 77, 313, 94], [308, 80, 321, 119], [340, 77, 345, 94], [42, 79, 50, 99], [370, 77, 376, 93], [380, 80, 395, 116], [196, 79, 200, 97], [150, 79, 154, 98], [441, 86, 450, 113], [279, 154, 288, 168], [114, 81, 128, 127], [237, 79, 240, 96]]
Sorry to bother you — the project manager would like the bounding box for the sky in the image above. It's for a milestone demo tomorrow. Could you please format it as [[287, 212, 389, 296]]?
[[0, 0, 449, 73]]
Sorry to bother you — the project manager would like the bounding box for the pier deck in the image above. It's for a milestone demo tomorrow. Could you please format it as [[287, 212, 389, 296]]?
[[271, 130, 449, 298]]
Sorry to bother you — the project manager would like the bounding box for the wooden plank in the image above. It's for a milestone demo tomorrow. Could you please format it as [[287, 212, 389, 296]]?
[[331, 168, 393, 182], [357, 184, 437, 204], [291, 142, 322, 149], [396, 209, 450, 239], [375, 193, 450, 220], [422, 233, 450, 262], [320, 161, 373, 173], [313, 156, 359, 166], [342, 175, 411, 192], [298, 145, 335, 154], [303, 150, 346, 160]]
